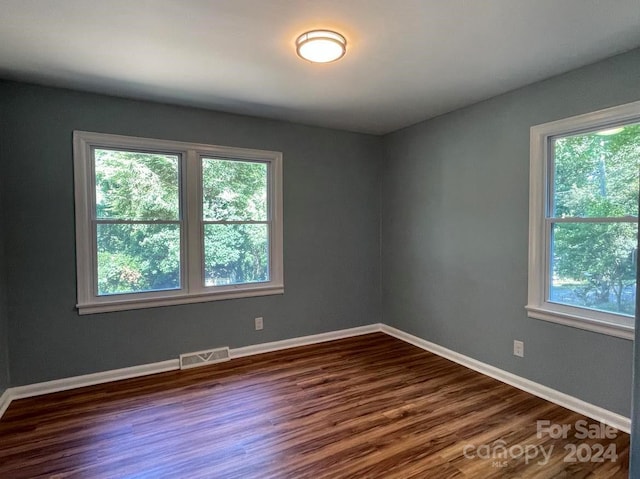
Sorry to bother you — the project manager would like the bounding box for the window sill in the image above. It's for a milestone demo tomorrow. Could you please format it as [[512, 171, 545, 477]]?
[[77, 286, 284, 315], [525, 305, 634, 340]]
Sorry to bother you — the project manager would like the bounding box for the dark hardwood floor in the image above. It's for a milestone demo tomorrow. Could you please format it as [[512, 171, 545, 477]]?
[[0, 333, 629, 478]]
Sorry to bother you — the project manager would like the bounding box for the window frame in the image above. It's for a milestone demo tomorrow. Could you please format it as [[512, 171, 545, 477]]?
[[527, 100, 640, 340], [73, 131, 283, 315]]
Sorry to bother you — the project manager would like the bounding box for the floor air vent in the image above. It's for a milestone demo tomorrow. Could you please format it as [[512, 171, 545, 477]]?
[[180, 347, 230, 369]]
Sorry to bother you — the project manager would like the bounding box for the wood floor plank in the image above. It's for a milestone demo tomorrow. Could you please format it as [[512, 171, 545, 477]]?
[[0, 333, 629, 478]]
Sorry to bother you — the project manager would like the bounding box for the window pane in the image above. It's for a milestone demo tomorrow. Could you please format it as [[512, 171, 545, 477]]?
[[97, 223, 181, 295], [202, 158, 267, 221], [204, 224, 269, 286], [552, 123, 640, 218], [550, 222, 637, 316], [95, 149, 180, 221]]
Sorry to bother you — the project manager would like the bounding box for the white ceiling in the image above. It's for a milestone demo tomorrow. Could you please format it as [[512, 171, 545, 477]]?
[[1, 0, 639, 134]]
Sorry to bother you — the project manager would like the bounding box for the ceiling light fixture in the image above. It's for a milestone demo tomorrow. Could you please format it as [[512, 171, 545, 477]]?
[[296, 30, 346, 63]]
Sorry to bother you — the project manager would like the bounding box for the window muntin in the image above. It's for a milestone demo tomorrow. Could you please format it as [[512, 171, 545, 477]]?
[[94, 148, 183, 296], [202, 157, 270, 287], [74, 132, 283, 314], [547, 125, 639, 318], [527, 101, 640, 340]]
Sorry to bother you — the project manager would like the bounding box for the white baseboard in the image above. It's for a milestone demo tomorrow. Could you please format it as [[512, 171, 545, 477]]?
[[0, 388, 11, 418], [9, 359, 180, 402], [0, 322, 631, 435], [230, 323, 382, 358], [381, 324, 631, 434], [0, 324, 382, 420]]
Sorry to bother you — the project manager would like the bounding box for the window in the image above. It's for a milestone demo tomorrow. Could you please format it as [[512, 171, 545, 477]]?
[[73, 131, 283, 314], [527, 101, 640, 339]]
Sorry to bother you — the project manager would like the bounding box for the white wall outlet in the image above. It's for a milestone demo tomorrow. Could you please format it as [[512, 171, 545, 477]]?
[[513, 340, 524, 358], [255, 317, 264, 331]]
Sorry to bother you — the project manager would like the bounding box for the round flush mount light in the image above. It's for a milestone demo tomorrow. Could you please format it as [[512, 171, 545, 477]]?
[[296, 30, 346, 63]]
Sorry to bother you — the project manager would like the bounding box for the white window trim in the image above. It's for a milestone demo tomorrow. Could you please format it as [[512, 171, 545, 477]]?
[[73, 131, 284, 315], [527, 100, 640, 341]]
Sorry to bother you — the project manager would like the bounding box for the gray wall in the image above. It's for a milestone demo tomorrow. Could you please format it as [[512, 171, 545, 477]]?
[[1, 47, 637, 418], [381, 48, 640, 416], [0, 134, 9, 393], [0, 81, 383, 386]]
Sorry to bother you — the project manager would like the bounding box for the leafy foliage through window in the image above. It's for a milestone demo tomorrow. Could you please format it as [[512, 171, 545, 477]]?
[[549, 124, 639, 317], [527, 102, 640, 339], [202, 158, 269, 286], [74, 132, 283, 314], [95, 149, 181, 295]]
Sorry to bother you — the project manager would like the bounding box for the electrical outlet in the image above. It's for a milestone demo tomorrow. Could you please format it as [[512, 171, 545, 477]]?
[[255, 317, 263, 331], [513, 340, 524, 358]]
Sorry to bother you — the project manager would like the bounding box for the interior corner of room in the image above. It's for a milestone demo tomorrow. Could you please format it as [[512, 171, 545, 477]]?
[[2, 45, 639, 427], [0, 2, 639, 475]]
